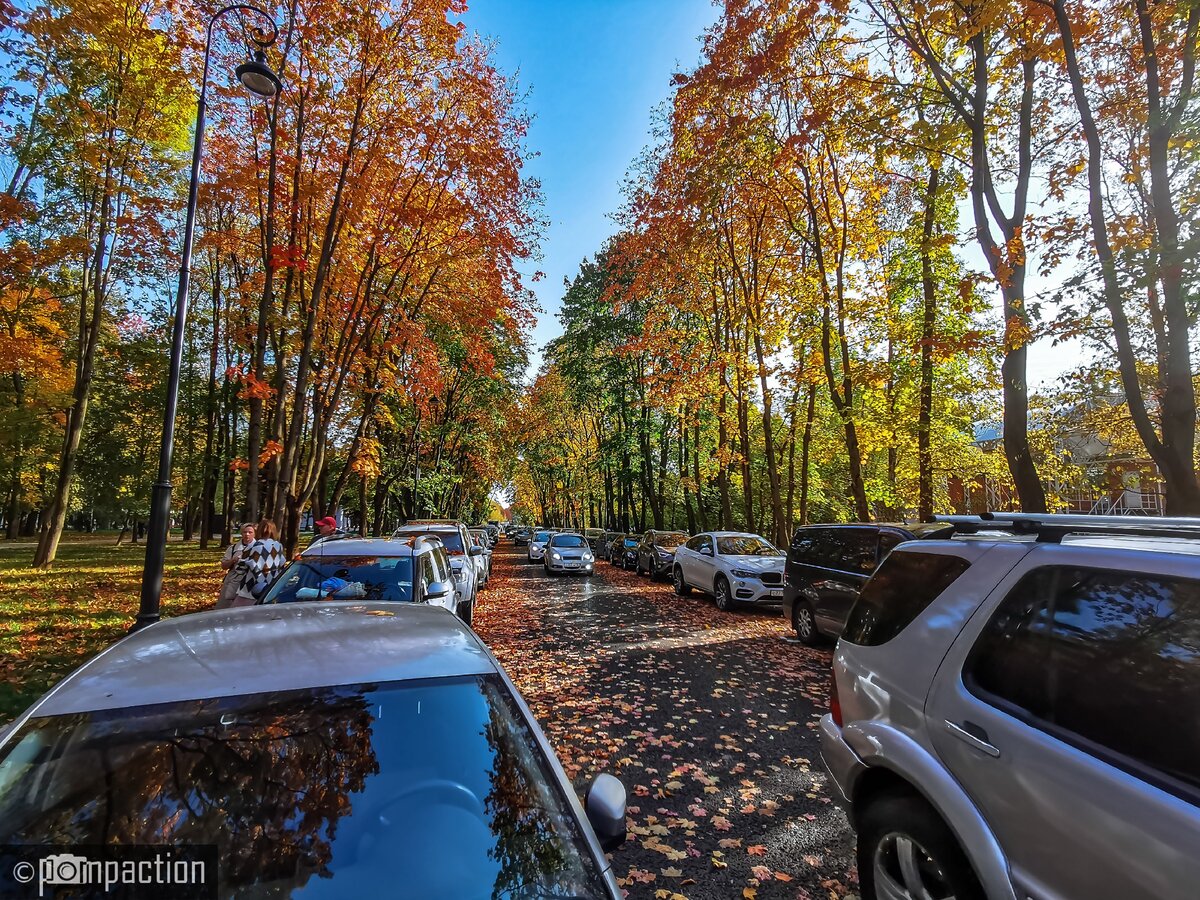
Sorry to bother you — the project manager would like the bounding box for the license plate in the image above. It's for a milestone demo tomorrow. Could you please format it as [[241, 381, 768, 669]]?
[[769, 590, 783, 598], [566, 562, 580, 569]]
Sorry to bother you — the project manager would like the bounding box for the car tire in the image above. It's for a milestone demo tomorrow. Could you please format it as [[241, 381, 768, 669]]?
[[714, 576, 734, 611], [673, 567, 691, 596], [457, 597, 474, 627], [857, 792, 984, 900], [793, 599, 821, 645]]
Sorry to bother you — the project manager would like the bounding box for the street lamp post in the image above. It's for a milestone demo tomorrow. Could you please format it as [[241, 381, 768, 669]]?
[[134, 5, 281, 631]]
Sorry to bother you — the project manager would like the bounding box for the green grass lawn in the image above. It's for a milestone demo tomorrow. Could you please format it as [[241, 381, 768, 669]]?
[[0, 533, 223, 723]]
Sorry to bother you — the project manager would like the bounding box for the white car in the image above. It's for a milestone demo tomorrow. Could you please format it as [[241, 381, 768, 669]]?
[[671, 531, 786, 611], [527, 529, 554, 562], [394, 521, 482, 617], [468, 528, 492, 586]]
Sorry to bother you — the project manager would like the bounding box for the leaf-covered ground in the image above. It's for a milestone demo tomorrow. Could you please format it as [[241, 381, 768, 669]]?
[[0, 535, 219, 723], [475, 544, 859, 900]]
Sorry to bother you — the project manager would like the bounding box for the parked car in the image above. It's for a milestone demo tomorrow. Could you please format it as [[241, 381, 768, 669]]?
[[583, 527, 606, 552], [636, 530, 689, 580], [393, 520, 482, 624], [600, 531, 624, 561], [0, 603, 627, 897], [613, 534, 641, 569], [468, 527, 493, 585], [528, 529, 554, 562], [672, 532, 785, 611], [544, 532, 596, 576], [822, 512, 1200, 900], [513, 527, 532, 546], [784, 521, 952, 645], [259, 535, 461, 613]]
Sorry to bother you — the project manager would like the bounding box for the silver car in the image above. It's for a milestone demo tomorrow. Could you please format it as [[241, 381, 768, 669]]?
[[527, 528, 554, 562], [0, 603, 627, 897], [821, 513, 1200, 900], [543, 532, 595, 575], [671, 531, 785, 610]]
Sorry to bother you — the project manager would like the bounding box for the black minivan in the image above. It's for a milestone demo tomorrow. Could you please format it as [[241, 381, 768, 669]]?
[[783, 522, 951, 644]]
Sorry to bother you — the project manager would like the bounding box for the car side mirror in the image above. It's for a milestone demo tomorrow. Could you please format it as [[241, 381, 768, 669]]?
[[700, 547, 713, 556], [469, 545, 482, 556], [425, 580, 453, 601], [585, 773, 627, 853]]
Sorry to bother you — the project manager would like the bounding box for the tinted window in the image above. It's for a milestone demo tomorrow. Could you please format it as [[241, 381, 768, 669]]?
[[0, 677, 607, 896], [842, 551, 971, 646], [551, 534, 586, 548], [262, 556, 415, 603], [968, 567, 1200, 795], [836, 529, 879, 574], [793, 528, 837, 567]]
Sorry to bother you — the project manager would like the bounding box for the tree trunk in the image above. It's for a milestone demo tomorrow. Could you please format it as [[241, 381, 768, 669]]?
[[918, 164, 940, 522]]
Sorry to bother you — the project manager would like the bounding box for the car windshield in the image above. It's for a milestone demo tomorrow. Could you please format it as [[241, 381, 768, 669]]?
[[653, 533, 687, 549], [551, 535, 586, 548], [533, 531, 551, 542], [401, 530, 463, 554], [716, 535, 780, 556], [262, 556, 414, 604], [0, 676, 607, 898]]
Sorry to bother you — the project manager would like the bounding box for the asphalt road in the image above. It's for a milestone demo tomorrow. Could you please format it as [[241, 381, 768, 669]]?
[[473, 542, 859, 900]]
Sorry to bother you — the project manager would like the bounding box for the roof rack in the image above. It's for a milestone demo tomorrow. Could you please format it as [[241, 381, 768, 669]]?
[[934, 512, 1200, 543]]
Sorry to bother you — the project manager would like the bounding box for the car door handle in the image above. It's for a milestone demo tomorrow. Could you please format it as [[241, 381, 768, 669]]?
[[945, 720, 1000, 758]]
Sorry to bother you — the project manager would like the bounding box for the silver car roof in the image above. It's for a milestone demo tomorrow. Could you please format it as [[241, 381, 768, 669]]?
[[302, 536, 434, 557], [30, 603, 496, 717]]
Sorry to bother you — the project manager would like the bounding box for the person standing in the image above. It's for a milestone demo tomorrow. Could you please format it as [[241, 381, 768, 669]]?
[[309, 515, 343, 548], [232, 518, 287, 607], [217, 522, 255, 609]]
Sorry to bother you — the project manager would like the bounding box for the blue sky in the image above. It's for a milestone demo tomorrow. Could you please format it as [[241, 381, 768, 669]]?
[[457, 0, 719, 377]]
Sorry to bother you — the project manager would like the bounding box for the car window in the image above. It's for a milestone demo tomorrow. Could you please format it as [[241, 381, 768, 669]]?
[[0, 676, 608, 896], [685, 535, 707, 552], [691, 535, 713, 554], [652, 533, 687, 548], [551, 534, 586, 548], [533, 531, 551, 542], [966, 566, 1200, 797], [431, 547, 451, 583], [878, 531, 903, 555], [420, 552, 436, 592], [716, 535, 780, 556], [842, 551, 971, 646], [261, 557, 415, 604], [834, 529, 879, 574]]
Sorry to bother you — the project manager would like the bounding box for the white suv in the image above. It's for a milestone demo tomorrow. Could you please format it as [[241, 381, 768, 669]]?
[[393, 520, 482, 623], [821, 513, 1200, 900]]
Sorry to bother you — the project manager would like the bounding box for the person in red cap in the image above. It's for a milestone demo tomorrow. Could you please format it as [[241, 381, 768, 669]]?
[[309, 514, 343, 548]]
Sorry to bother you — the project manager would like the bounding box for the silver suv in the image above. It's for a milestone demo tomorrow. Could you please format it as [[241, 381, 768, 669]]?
[[820, 513, 1200, 900]]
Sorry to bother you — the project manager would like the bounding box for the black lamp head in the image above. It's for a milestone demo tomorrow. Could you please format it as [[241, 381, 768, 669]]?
[[236, 49, 280, 98]]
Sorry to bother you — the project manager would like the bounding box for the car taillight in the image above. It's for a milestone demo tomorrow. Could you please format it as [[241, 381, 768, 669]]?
[[829, 665, 843, 727]]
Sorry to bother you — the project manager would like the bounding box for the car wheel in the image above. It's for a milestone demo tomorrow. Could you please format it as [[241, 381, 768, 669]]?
[[858, 792, 984, 900], [673, 567, 691, 596], [714, 576, 734, 611], [457, 597, 474, 627], [793, 600, 821, 645]]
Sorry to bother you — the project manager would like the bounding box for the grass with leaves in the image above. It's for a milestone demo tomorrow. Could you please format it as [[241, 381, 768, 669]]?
[[0, 534, 223, 723]]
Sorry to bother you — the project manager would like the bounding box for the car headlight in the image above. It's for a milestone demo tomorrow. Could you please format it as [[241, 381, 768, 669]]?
[[583, 553, 593, 561], [732, 568, 758, 579], [551, 552, 562, 560]]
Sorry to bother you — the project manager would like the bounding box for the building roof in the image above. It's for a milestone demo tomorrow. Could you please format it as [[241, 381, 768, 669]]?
[[30, 603, 495, 718]]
